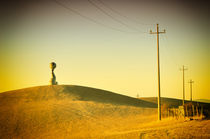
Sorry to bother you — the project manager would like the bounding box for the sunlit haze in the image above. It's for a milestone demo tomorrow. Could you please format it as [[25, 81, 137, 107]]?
[[0, 0, 209, 100]]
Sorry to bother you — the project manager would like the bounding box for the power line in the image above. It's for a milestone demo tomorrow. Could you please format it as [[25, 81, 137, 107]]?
[[87, 0, 146, 33], [52, 0, 144, 34], [97, 0, 154, 26]]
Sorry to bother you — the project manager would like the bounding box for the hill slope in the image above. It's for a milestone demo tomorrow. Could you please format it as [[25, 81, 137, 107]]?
[[139, 97, 184, 107], [0, 85, 157, 138], [195, 99, 210, 103], [139, 97, 210, 107], [0, 85, 156, 108]]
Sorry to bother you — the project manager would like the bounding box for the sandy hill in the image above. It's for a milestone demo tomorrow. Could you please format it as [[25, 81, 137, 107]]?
[[0, 85, 157, 139]]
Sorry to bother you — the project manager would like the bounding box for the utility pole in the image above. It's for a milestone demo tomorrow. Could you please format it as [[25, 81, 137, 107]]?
[[150, 23, 166, 121], [189, 79, 194, 102], [136, 93, 139, 98], [180, 65, 187, 106]]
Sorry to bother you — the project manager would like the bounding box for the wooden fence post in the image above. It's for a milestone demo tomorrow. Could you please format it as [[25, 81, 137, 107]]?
[[201, 106, 203, 118], [186, 106, 188, 117], [168, 108, 169, 118], [196, 106, 199, 117], [174, 108, 175, 118]]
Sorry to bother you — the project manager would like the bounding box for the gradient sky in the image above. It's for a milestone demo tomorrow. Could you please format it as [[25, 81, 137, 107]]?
[[0, 0, 209, 100]]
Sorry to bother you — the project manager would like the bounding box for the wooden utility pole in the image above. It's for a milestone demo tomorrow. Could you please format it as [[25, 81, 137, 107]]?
[[180, 65, 187, 106], [150, 24, 166, 121], [189, 79, 194, 102]]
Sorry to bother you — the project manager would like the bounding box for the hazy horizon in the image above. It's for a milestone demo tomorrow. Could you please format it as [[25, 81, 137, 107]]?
[[0, 0, 209, 100]]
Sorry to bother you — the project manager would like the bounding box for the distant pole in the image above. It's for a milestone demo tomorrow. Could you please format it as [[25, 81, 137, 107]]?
[[150, 24, 166, 121], [136, 93, 139, 98], [189, 79, 194, 102], [180, 65, 187, 106]]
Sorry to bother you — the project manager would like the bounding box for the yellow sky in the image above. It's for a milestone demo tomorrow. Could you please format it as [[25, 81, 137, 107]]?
[[0, 0, 209, 100]]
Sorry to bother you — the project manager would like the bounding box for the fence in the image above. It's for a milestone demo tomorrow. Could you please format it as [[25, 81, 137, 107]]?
[[163, 104, 204, 119]]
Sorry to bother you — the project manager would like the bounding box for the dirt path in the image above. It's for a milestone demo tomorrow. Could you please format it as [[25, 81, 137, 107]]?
[[103, 119, 210, 139]]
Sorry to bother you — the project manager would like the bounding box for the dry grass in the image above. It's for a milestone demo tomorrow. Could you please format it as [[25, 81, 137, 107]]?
[[104, 119, 210, 139], [0, 85, 209, 139], [0, 85, 156, 139]]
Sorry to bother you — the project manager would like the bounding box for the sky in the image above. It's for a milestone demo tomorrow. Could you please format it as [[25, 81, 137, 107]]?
[[0, 0, 209, 100]]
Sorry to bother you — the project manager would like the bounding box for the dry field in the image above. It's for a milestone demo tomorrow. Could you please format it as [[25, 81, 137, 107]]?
[[104, 119, 210, 139], [0, 85, 209, 139]]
